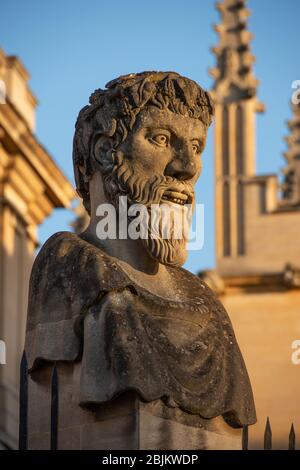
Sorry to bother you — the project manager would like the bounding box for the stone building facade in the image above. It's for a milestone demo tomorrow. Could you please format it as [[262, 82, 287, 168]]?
[[0, 48, 75, 448], [206, 0, 300, 449]]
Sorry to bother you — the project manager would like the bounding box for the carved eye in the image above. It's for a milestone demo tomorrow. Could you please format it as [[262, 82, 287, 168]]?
[[192, 144, 200, 154], [192, 140, 203, 155], [149, 133, 169, 147]]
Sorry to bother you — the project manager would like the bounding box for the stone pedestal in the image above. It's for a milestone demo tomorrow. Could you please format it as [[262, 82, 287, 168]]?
[[27, 362, 242, 450]]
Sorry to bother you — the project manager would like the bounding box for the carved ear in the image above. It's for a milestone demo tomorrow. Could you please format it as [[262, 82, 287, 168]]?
[[91, 132, 114, 170]]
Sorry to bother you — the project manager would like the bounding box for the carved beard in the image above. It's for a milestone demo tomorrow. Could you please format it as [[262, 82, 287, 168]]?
[[102, 152, 194, 266]]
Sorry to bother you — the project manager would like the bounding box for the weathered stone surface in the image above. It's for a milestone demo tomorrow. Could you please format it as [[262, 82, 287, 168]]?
[[26, 71, 256, 449], [27, 363, 242, 450], [26, 230, 256, 428]]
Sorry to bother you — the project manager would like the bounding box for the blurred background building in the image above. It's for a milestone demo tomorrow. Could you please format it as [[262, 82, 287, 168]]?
[[0, 49, 75, 448], [0, 0, 299, 450], [200, 0, 300, 449]]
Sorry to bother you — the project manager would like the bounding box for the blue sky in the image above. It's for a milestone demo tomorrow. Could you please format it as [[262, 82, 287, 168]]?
[[1, 0, 299, 273]]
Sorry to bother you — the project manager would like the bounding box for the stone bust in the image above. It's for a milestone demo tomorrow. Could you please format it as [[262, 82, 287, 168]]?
[[25, 72, 256, 444]]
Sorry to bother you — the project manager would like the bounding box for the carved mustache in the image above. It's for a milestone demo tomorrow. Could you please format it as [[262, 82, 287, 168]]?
[[106, 155, 195, 209], [121, 172, 194, 207]]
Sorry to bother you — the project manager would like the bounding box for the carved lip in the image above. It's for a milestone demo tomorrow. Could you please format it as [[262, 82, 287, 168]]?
[[161, 189, 193, 206]]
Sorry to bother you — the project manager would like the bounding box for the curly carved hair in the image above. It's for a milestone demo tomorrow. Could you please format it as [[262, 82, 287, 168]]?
[[73, 71, 215, 213]]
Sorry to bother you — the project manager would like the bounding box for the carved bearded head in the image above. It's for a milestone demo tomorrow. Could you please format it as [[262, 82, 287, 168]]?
[[73, 71, 214, 266]]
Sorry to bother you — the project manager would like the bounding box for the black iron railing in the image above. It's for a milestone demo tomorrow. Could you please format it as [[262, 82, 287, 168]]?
[[242, 419, 296, 450], [18, 351, 59, 450], [19, 351, 28, 450]]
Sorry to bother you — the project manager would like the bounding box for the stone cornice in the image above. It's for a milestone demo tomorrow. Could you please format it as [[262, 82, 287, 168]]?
[[199, 268, 300, 296], [0, 98, 76, 214]]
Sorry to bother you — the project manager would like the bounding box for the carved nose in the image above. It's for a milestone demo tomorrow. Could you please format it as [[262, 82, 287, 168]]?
[[165, 155, 197, 181]]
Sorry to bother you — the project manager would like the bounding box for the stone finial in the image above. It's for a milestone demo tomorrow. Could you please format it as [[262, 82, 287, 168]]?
[[0, 48, 38, 131], [283, 263, 300, 289], [281, 102, 300, 206], [210, 0, 263, 110]]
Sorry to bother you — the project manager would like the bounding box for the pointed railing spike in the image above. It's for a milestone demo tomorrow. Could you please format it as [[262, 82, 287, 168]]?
[[50, 363, 59, 450], [242, 425, 248, 450], [289, 423, 296, 450], [264, 417, 272, 450], [19, 350, 28, 450]]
